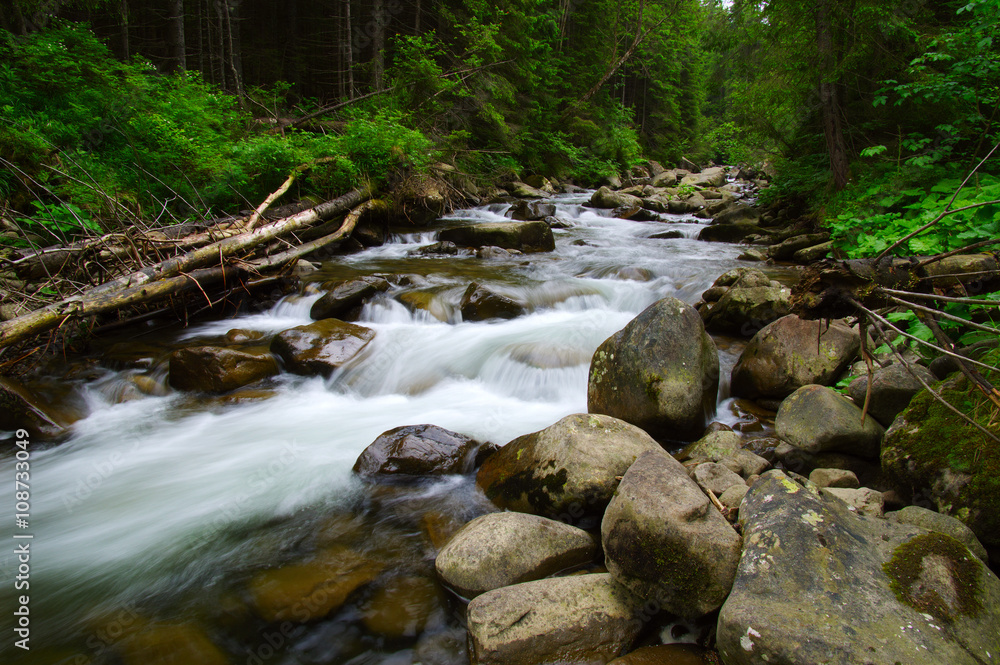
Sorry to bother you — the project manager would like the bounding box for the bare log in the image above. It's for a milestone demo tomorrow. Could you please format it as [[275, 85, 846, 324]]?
[[0, 187, 371, 350]]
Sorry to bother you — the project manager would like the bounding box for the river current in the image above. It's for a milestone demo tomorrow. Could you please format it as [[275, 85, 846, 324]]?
[[2, 190, 773, 664]]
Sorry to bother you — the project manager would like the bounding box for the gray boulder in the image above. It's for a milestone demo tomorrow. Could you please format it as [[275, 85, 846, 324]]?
[[730, 315, 859, 400], [353, 424, 484, 477], [588, 297, 719, 442], [310, 276, 390, 320], [808, 468, 859, 489], [697, 223, 760, 243], [701, 272, 791, 337], [589, 187, 642, 209], [693, 462, 746, 496], [681, 167, 727, 188], [602, 449, 742, 618], [466, 574, 641, 665], [847, 362, 937, 427], [507, 181, 549, 198], [508, 200, 556, 221], [270, 319, 375, 377], [887, 506, 988, 562], [476, 413, 661, 526], [435, 512, 597, 599], [439, 221, 555, 253], [712, 204, 759, 225], [821, 486, 885, 517], [717, 470, 1000, 665], [168, 346, 279, 394], [775, 384, 885, 459]]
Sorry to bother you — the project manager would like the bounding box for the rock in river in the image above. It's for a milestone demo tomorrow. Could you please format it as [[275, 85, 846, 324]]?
[[439, 220, 555, 253], [168, 345, 279, 393], [588, 297, 719, 442], [270, 319, 375, 377], [353, 424, 484, 477]]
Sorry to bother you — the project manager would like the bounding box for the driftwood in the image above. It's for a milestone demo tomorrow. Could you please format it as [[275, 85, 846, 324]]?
[[0, 186, 374, 351]]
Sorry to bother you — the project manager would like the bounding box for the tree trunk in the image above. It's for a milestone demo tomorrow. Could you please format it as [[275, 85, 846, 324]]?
[[414, 0, 421, 33], [344, 0, 355, 99], [577, 0, 648, 105], [168, 0, 186, 72], [120, 0, 130, 59], [372, 0, 385, 91], [212, 0, 226, 87], [816, 0, 850, 190], [223, 0, 244, 99]]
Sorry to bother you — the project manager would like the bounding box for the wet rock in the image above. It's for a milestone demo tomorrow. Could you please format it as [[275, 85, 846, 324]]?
[[476, 413, 661, 525], [887, 506, 988, 563], [609, 644, 716, 664], [361, 575, 445, 638], [248, 546, 384, 622], [697, 223, 759, 243], [522, 175, 557, 193], [116, 622, 229, 665], [460, 283, 527, 321], [615, 266, 653, 281], [415, 627, 468, 665], [435, 512, 597, 598], [847, 362, 936, 427], [589, 186, 642, 209], [881, 375, 1000, 549], [730, 315, 860, 400], [466, 573, 642, 665], [476, 245, 518, 259], [168, 346, 279, 394], [767, 232, 830, 261], [588, 297, 719, 442], [397, 291, 454, 322], [0, 375, 83, 436], [270, 319, 375, 377], [775, 385, 885, 459], [412, 241, 460, 256], [602, 449, 742, 618], [808, 467, 860, 489], [508, 200, 556, 221], [309, 276, 391, 321], [543, 215, 574, 229], [439, 220, 555, 253], [650, 230, 684, 240], [717, 470, 1000, 665], [737, 248, 767, 262], [353, 424, 484, 477], [681, 167, 727, 188]]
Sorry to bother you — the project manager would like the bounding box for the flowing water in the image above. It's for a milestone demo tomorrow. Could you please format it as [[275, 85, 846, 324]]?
[[1, 191, 782, 664]]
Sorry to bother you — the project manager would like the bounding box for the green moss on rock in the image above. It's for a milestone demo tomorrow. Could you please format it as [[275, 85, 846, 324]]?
[[883, 532, 983, 622]]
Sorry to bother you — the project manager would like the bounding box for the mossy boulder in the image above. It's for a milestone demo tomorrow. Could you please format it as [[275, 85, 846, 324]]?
[[697, 222, 760, 243], [168, 345, 279, 394], [435, 512, 598, 598], [465, 573, 642, 665], [438, 220, 555, 253], [602, 449, 742, 619], [701, 271, 792, 337], [716, 470, 1000, 665], [475, 413, 662, 526], [730, 315, 859, 401], [589, 186, 643, 209], [270, 319, 375, 377], [775, 385, 885, 459], [882, 375, 1000, 550], [588, 297, 719, 442], [847, 362, 937, 427]]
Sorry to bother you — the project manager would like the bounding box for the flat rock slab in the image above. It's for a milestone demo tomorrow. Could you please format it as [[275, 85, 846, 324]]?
[[717, 470, 1000, 665], [466, 573, 641, 665], [435, 511, 597, 598]]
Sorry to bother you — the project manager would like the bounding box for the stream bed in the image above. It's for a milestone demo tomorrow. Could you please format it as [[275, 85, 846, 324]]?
[[2, 191, 789, 664]]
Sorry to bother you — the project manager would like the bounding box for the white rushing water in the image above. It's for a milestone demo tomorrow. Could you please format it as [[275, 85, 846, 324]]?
[[1, 192, 751, 660]]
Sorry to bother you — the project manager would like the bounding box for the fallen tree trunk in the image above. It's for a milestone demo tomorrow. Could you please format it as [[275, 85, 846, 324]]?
[[0, 187, 371, 350]]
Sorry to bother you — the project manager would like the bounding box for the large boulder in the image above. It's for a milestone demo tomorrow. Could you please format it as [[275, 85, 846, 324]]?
[[681, 167, 727, 188], [466, 573, 641, 665], [697, 223, 760, 243], [589, 186, 642, 209], [439, 221, 555, 253], [882, 375, 1000, 550], [476, 413, 662, 526], [353, 424, 484, 477], [460, 283, 527, 321], [588, 297, 719, 442], [310, 276, 390, 320], [507, 181, 549, 198], [767, 232, 831, 261], [712, 204, 759, 225], [602, 449, 742, 619], [775, 385, 885, 459], [508, 200, 556, 221], [730, 315, 859, 401], [270, 319, 375, 377], [168, 346, 279, 394], [847, 362, 937, 427], [717, 470, 1000, 665], [887, 505, 988, 563], [700, 269, 792, 336], [435, 512, 597, 598]]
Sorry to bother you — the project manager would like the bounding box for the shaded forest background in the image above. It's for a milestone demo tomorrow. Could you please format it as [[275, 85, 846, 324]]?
[[0, 0, 998, 259]]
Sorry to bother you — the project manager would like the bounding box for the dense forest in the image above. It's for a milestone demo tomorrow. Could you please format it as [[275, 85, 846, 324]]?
[[0, 0, 998, 257]]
